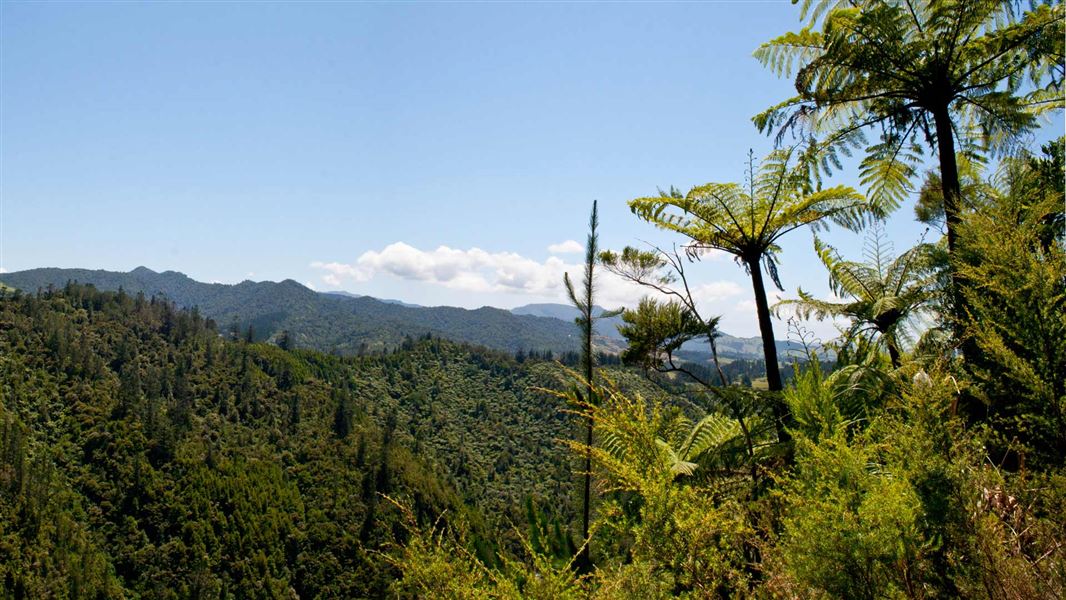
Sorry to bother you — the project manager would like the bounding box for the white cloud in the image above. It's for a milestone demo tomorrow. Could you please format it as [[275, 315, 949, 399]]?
[[311, 242, 751, 318], [315, 242, 575, 297], [734, 299, 758, 313], [310, 261, 365, 285], [691, 281, 743, 304], [732, 290, 785, 315], [0, 267, 6, 274], [313, 241, 864, 338], [547, 239, 584, 254]]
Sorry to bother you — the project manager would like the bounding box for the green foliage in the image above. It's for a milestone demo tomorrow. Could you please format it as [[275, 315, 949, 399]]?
[[0, 285, 530, 597], [1, 15, 1062, 593], [768, 352, 1066, 599], [0, 411, 123, 598], [616, 298, 708, 373], [954, 140, 1066, 469], [774, 427, 929, 600], [589, 387, 744, 487], [914, 154, 994, 229], [393, 522, 587, 600], [628, 147, 873, 273], [0, 267, 586, 356], [783, 358, 845, 443], [0, 284, 702, 597], [599, 243, 737, 400], [11, 278, 1062, 598], [656, 412, 744, 478], [626, 146, 877, 446], [397, 382, 759, 598]]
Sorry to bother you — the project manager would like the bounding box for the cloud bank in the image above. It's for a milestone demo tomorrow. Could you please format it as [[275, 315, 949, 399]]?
[[311, 242, 744, 311]]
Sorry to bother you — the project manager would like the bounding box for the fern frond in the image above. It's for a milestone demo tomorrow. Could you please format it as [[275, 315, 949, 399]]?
[[678, 413, 743, 462], [753, 28, 825, 77]]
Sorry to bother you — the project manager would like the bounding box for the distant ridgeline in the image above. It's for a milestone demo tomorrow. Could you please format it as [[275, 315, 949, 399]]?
[[0, 267, 583, 355], [0, 267, 804, 360], [510, 301, 811, 360]]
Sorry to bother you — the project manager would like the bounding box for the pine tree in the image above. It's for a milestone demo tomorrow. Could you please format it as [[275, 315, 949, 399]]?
[[564, 200, 620, 572]]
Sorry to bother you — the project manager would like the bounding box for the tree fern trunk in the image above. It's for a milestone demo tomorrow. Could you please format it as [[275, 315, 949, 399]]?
[[933, 106, 961, 256], [888, 342, 901, 369], [747, 257, 790, 443], [933, 105, 976, 365]]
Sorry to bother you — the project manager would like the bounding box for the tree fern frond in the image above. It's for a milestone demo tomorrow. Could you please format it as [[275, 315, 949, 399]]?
[[756, 0, 1064, 257], [859, 132, 923, 215], [754, 28, 826, 77], [789, 228, 936, 361], [678, 413, 743, 462]]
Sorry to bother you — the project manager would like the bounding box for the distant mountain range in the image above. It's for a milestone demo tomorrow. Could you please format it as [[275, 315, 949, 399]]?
[[509, 302, 807, 359], [0, 267, 798, 359], [324, 290, 424, 308]]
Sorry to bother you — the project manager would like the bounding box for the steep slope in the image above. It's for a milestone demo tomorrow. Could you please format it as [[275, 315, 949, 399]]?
[[0, 285, 476, 597], [0, 283, 685, 597]]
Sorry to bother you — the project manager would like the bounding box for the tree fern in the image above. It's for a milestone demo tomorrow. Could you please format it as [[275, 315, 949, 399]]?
[[755, 0, 1064, 361], [777, 225, 936, 366], [627, 146, 878, 447]]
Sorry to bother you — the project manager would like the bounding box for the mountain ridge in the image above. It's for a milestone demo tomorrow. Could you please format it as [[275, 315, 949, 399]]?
[[1, 267, 582, 355], [0, 266, 796, 358]]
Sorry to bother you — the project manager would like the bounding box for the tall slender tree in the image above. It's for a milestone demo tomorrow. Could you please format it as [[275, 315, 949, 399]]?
[[564, 200, 618, 573], [599, 244, 730, 386], [628, 147, 877, 441]]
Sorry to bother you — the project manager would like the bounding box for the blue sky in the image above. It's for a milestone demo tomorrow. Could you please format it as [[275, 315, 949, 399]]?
[[1, 1, 1061, 338]]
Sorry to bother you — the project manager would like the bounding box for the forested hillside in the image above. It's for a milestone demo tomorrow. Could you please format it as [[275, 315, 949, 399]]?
[[0, 270, 799, 363], [0, 284, 695, 597], [0, 284, 476, 596]]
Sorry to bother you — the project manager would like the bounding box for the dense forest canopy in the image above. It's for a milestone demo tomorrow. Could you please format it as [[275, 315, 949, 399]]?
[[0, 283, 696, 596]]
